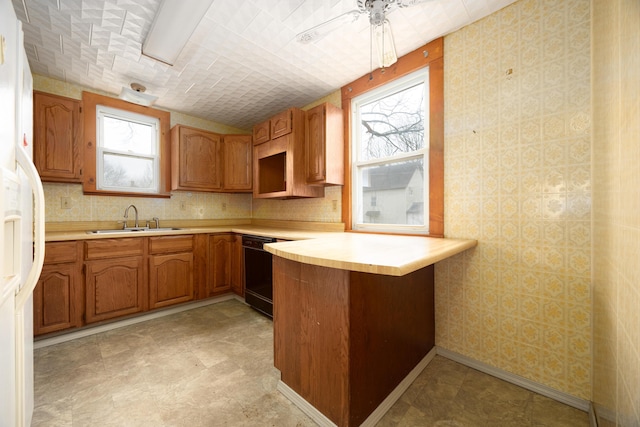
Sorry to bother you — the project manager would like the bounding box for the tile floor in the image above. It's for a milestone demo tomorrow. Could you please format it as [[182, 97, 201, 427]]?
[[32, 300, 589, 426]]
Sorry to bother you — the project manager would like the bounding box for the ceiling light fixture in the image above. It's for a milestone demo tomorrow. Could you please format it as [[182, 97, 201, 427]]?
[[142, 0, 215, 66], [296, 0, 408, 77], [119, 83, 158, 107]]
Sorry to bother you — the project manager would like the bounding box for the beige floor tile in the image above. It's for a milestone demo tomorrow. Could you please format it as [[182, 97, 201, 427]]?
[[33, 300, 589, 427]]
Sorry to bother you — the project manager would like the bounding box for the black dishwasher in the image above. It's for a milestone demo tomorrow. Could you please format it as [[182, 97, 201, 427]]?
[[243, 235, 277, 318]]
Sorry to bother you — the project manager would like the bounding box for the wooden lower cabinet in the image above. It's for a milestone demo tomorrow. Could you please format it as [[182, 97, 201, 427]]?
[[85, 257, 145, 324], [149, 235, 194, 309], [36, 233, 242, 336], [34, 262, 82, 335], [149, 253, 194, 309], [274, 257, 435, 427], [208, 234, 232, 296], [34, 241, 83, 336], [230, 234, 244, 296]]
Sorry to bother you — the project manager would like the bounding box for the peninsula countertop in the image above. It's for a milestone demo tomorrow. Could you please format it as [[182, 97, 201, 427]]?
[[264, 233, 477, 276]]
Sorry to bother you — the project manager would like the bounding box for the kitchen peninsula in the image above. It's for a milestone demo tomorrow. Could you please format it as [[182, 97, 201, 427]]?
[[265, 234, 477, 427]]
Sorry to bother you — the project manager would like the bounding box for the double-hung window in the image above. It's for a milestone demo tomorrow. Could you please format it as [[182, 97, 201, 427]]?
[[351, 68, 430, 234], [96, 105, 160, 194]]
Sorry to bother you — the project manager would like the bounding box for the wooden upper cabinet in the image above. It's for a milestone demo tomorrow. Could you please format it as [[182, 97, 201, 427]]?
[[305, 103, 344, 186], [253, 108, 293, 145], [252, 120, 270, 145], [270, 109, 293, 139], [223, 134, 252, 191], [33, 91, 83, 182], [171, 125, 222, 191]]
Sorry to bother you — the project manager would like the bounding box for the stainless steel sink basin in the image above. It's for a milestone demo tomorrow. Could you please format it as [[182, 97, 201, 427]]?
[[86, 227, 183, 234]]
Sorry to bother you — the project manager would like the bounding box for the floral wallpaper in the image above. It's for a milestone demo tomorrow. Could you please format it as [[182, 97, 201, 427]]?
[[592, 0, 640, 425], [436, 0, 592, 399]]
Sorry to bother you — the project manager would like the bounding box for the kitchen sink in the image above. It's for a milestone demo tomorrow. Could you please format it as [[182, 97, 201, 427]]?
[[86, 227, 183, 234]]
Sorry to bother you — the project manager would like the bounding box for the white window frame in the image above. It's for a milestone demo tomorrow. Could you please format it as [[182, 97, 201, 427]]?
[[351, 67, 430, 234], [96, 105, 160, 194]]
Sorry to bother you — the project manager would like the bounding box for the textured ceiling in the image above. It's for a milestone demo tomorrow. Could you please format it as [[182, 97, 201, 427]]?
[[12, 0, 517, 130]]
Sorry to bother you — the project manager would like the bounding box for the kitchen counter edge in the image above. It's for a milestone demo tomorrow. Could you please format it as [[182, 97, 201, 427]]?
[[264, 234, 477, 276], [45, 226, 343, 242]]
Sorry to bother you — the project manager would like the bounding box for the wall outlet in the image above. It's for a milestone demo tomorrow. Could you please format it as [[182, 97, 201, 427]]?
[[61, 197, 71, 209], [332, 200, 338, 212], [180, 201, 187, 211], [221, 203, 227, 211]]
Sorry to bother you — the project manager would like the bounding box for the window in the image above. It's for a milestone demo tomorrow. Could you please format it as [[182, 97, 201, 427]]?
[[82, 91, 171, 197], [352, 69, 429, 233], [341, 38, 444, 236], [96, 106, 160, 193]]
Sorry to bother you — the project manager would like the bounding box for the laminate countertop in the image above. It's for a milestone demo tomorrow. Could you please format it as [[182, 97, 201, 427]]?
[[264, 233, 477, 276], [45, 222, 476, 276], [44, 225, 343, 242]]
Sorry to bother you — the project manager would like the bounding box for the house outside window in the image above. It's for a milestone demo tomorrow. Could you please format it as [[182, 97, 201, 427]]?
[[351, 68, 429, 234], [96, 105, 160, 194]]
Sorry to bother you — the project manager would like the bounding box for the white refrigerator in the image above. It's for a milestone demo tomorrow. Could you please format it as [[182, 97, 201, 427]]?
[[0, 1, 45, 426]]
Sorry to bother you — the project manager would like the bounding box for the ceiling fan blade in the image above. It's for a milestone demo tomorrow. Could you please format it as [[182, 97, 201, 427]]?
[[396, 0, 436, 7], [295, 10, 362, 44]]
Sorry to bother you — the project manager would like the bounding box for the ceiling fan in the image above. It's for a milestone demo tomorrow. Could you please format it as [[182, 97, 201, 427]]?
[[296, 0, 434, 68]]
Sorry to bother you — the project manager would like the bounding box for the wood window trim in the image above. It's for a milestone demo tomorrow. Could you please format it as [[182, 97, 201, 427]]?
[[82, 91, 172, 198], [340, 37, 444, 237]]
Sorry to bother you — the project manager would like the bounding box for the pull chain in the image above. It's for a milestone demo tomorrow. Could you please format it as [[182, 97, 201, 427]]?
[[369, 23, 374, 81]]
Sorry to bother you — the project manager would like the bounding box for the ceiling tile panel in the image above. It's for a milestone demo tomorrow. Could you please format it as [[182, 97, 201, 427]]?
[[15, 0, 518, 129]]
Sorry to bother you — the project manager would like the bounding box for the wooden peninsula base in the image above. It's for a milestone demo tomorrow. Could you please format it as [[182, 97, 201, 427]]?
[[273, 256, 435, 427]]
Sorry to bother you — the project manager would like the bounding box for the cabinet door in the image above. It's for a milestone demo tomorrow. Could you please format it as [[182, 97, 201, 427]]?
[[223, 134, 252, 191], [33, 263, 82, 336], [270, 109, 293, 139], [149, 252, 194, 309], [33, 91, 83, 182], [172, 125, 222, 191], [208, 234, 232, 296], [305, 104, 326, 183], [305, 102, 344, 186], [230, 234, 244, 296], [85, 257, 145, 323], [252, 120, 270, 145]]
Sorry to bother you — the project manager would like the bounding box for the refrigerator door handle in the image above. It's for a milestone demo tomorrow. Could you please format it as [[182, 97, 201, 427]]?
[[14, 143, 44, 310]]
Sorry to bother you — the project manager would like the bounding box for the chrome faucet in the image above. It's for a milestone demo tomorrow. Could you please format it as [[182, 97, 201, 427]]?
[[123, 205, 139, 229], [152, 217, 160, 229]]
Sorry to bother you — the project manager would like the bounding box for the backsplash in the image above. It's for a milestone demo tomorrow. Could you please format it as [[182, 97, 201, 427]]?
[[252, 185, 342, 223], [43, 183, 252, 223], [436, 0, 592, 400]]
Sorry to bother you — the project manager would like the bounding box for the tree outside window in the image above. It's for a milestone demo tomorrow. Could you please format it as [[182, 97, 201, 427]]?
[[352, 68, 429, 233]]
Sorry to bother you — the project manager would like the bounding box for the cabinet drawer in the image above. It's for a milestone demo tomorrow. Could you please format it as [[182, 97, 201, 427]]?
[[149, 235, 194, 254], [44, 241, 78, 264], [85, 238, 144, 260], [253, 119, 270, 145], [270, 109, 293, 139]]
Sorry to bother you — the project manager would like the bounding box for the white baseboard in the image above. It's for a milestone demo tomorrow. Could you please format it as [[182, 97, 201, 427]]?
[[592, 403, 616, 426], [277, 381, 338, 427], [589, 402, 598, 427], [277, 347, 438, 427], [34, 294, 243, 349], [436, 347, 590, 412], [360, 347, 437, 426]]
